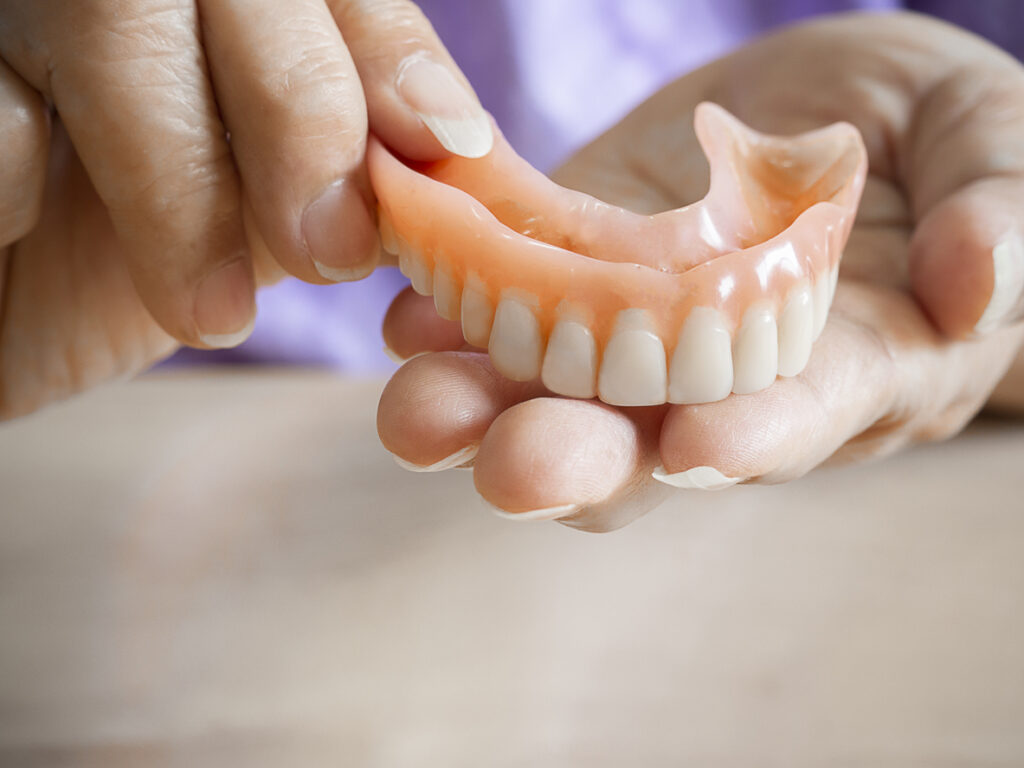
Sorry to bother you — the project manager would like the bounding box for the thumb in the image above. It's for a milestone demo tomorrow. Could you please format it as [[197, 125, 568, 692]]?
[[908, 65, 1024, 338]]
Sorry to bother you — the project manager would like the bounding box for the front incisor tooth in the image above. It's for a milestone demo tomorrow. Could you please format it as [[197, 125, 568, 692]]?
[[489, 295, 543, 381], [668, 307, 733, 404], [598, 309, 667, 406], [432, 265, 461, 321], [732, 305, 779, 395], [777, 284, 814, 377], [542, 319, 597, 398], [811, 271, 831, 340], [398, 243, 433, 296], [461, 277, 493, 348]]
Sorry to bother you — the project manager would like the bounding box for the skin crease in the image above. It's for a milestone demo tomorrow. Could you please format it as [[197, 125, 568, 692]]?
[[378, 12, 1024, 532], [0, 0, 479, 418]]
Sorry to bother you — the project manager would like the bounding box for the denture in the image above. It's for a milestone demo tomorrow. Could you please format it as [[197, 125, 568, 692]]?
[[369, 103, 867, 406]]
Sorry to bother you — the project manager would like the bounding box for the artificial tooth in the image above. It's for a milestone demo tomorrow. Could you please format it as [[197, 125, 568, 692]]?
[[598, 309, 667, 406], [489, 295, 544, 381], [398, 243, 433, 296], [732, 304, 779, 395], [460, 276, 494, 348], [378, 208, 400, 255], [432, 265, 461, 321], [667, 307, 734, 404], [541, 318, 597, 398], [811, 272, 831, 339], [828, 263, 840, 306], [777, 284, 814, 377]]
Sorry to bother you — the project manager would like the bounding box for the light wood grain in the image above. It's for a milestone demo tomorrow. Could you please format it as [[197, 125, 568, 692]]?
[[1, 369, 1022, 766]]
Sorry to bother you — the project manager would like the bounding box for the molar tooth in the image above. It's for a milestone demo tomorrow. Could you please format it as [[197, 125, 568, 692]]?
[[811, 272, 831, 340], [541, 318, 597, 398], [668, 307, 733, 404], [432, 265, 461, 321], [777, 284, 814, 377], [598, 309, 667, 406], [378, 208, 400, 255], [460, 276, 493, 348], [732, 305, 779, 395], [489, 295, 544, 381]]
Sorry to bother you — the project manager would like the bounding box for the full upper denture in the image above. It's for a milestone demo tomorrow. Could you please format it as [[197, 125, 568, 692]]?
[[369, 103, 867, 406]]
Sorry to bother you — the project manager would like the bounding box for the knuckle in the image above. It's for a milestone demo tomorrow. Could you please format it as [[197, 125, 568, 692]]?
[[334, 0, 437, 49]]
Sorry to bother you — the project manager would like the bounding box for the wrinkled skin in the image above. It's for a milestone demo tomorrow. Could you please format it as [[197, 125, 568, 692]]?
[[378, 12, 1024, 531], [0, 0, 482, 418]]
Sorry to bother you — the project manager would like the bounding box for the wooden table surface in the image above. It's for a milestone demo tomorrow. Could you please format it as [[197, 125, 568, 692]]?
[[1, 369, 1022, 767]]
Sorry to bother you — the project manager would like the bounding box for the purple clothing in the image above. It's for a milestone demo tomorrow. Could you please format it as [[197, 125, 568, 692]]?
[[172, 0, 1024, 370]]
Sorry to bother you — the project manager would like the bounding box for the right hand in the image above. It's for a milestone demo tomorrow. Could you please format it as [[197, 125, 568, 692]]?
[[0, 0, 491, 418]]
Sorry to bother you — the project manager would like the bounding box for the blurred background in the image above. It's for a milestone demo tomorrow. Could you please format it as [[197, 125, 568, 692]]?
[[3, 1, 1024, 765]]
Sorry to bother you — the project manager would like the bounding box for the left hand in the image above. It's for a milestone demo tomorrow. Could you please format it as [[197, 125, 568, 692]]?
[[377, 12, 1024, 531]]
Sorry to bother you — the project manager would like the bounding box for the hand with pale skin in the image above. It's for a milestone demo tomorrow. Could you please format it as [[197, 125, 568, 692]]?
[[0, 0, 491, 418], [378, 12, 1024, 532]]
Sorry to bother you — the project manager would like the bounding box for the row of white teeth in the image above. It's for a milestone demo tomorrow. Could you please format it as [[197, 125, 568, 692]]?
[[389, 238, 837, 407]]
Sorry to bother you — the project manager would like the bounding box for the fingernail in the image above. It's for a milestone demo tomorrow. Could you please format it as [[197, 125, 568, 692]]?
[[486, 501, 581, 522], [975, 234, 1024, 334], [303, 180, 379, 282], [392, 444, 478, 472], [195, 258, 255, 348], [651, 465, 742, 490], [382, 346, 429, 364], [396, 56, 493, 158]]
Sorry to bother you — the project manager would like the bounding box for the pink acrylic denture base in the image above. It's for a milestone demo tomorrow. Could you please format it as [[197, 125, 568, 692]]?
[[369, 103, 867, 400]]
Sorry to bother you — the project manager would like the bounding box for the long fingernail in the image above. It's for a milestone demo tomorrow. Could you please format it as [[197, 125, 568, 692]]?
[[396, 56, 493, 158], [486, 501, 581, 522], [651, 465, 742, 490], [392, 444, 478, 472], [195, 258, 255, 348], [975, 233, 1024, 334], [303, 180, 379, 282]]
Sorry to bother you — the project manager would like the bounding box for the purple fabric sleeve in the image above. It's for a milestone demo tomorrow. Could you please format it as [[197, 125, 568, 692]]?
[[169, 0, 1023, 371]]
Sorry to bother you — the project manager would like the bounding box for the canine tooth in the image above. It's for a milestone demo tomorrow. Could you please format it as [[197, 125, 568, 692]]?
[[668, 307, 734, 404], [777, 284, 814, 377], [732, 305, 779, 395], [598, 309, 667, 406], [398, 243, 433, 296], [432, 265, 461, 321], [378, 209, 400, 255], [489, 295, 543, 381], [541, 319, 597, 398], [461, 277, 493, 348], [811, 272, 831, 339]]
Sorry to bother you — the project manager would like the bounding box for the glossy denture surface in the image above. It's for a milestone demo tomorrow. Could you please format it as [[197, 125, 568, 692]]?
[[371, 103, 866, 406]]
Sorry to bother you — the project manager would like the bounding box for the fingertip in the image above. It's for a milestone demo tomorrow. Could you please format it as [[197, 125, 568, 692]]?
[[302, 178, 381, 283], [377, 351, 531, 466], [473, 398, 641, 515], [393, 56, 493, 159], [193, 257, 257, 348], [910, 181, 1024, 338], [381, 286, 465, 358]]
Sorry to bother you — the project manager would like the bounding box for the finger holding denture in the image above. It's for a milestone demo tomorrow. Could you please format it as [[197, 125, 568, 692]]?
[[371, 103, 866, 406]]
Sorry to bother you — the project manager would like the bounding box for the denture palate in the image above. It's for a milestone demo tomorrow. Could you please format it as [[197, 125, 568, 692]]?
[[370, 103, 867, 407]]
